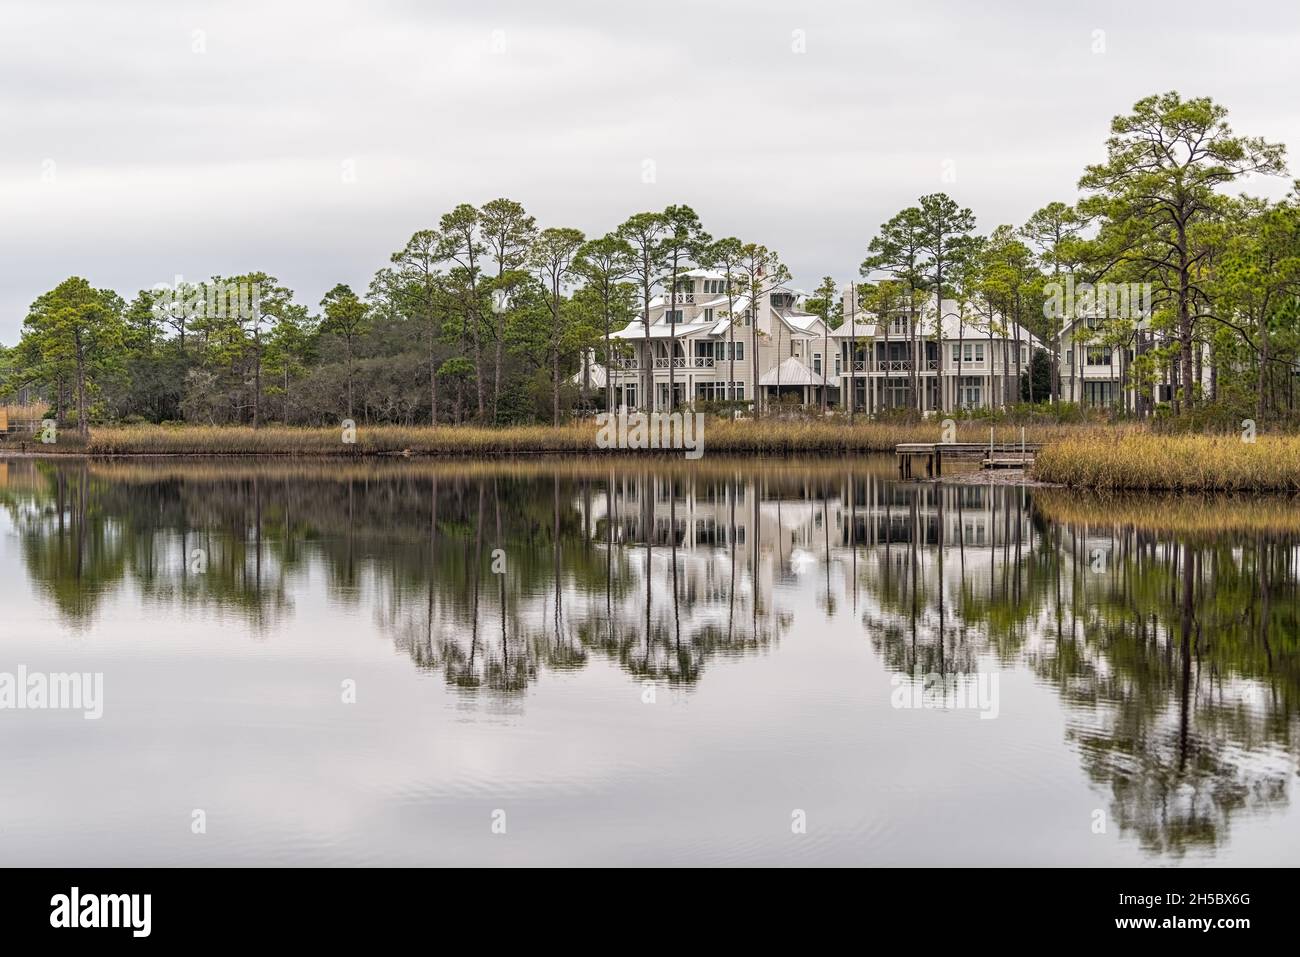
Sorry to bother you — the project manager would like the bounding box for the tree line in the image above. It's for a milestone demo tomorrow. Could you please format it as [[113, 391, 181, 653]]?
[[3, 91, 1298, 432]]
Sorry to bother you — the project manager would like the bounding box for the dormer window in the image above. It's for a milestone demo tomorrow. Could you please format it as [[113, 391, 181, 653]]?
[[664, 309, 683, 324]]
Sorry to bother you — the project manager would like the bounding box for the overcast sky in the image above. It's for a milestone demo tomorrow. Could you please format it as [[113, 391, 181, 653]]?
[[2, 0, 1298, 343]]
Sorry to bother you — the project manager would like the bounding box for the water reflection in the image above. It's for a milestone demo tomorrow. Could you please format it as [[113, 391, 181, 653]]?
[[3, 457, 1298, 859]]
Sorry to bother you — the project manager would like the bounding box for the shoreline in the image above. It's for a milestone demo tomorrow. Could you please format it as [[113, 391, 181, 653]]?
[[6, 423, 1300, 492], [0, 420, 1087, 459]]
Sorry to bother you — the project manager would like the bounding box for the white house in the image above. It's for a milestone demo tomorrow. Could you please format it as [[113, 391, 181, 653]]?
[[833, 293, 1042, 413], [1055, 314, 1213, 411], [601, 269, 834, 411]]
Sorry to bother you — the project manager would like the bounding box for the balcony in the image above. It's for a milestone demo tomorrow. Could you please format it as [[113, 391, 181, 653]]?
[[653, 357, 687, 369], [845, 358, 942, 375], [664, 291, 696, 305], [689, 356, 715, 368]]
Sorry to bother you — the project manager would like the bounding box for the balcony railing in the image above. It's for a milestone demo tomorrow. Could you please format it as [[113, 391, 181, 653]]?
[[613, 357, 639, 370], [689, 356, 715, 368], [844, 358, 943, 374], [653, 357, 688, 369], [664, 292, 696, 305]]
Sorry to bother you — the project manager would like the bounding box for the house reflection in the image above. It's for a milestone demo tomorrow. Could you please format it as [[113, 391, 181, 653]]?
[[5, 457, 1299, 856]]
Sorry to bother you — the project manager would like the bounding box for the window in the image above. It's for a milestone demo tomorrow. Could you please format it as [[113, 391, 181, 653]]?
[[664, 309, 683, 324], [730, 382, 745, 401], [952, 344, 961, 363], [1020, 346, 1028, 365], [1086, 346, 1112, 366], [813, 353, 822, 375], [704, 308, 714, 322], [960, 376, 982, 409], [963, 343, 973, 362], [975, 343, 984, 362], [624, 384, 636, 409], [1085, 380, 1117, 406], [834, 356, 842, 377], [716, 341, 744, 362]]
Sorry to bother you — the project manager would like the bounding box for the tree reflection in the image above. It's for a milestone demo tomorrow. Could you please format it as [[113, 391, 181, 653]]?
[[5, 457, 1299, 855]]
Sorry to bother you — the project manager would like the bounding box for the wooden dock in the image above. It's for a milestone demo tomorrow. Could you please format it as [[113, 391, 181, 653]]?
[[895, 441, 1042, 478]]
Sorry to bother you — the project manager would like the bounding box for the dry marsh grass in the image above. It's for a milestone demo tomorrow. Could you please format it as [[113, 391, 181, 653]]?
[[76, 456, 903, 486], [14, 419, 1113, 458], [1032, 487, 1300, 535], [1032, 433, 1300, 491]]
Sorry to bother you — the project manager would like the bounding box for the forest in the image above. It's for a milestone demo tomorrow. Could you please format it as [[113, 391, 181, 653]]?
[[3, 91, 1298, 433]]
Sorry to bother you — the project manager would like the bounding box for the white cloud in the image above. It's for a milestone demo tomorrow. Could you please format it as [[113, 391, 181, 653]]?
[[2, 0, 1298, 341]]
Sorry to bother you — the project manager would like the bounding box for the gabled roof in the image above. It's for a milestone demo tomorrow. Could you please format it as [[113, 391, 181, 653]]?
[[570, 362, 607, 388], [759, 356, 826, 387], [832, 317, 878, 339], [830, 295, 1043, 348], [611, 321, 718, 340], [781, 311, 821, 332]]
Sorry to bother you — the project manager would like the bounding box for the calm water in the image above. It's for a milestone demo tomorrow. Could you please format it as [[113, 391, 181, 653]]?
[[1, 456, 1297, 866]]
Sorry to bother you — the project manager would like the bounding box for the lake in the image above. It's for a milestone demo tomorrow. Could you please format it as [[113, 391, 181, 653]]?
[[1, 456, 1297, 866]]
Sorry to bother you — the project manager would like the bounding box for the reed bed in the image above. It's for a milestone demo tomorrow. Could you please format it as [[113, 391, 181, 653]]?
[[1032, 487, 1300, 535], [34, 419, 1105, 458], [74, 455, 904, 486], [1032, 433, 1300, 491]]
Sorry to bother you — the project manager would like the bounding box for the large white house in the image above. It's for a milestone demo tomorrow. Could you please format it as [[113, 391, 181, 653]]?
[[832, 293, 1042, 413], [592, 275, 1052, 413], [601, 269, 835, 411], [1055, 314, 1215, 411]]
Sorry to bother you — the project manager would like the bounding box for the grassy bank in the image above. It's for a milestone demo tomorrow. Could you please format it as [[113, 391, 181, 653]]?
[[4, 420, 1096, 458], [1032, 434, 1300, 491], [9, 421, 1300, 491]]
